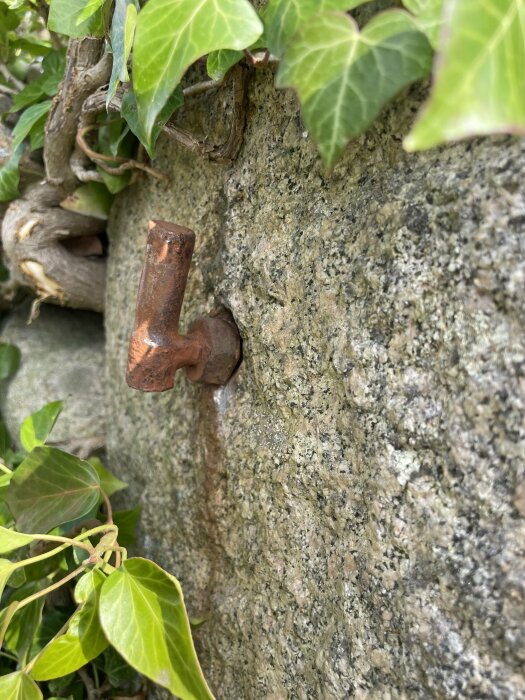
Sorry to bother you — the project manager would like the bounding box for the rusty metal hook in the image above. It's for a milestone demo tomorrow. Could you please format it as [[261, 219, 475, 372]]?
[[126, 220, 241, 392]]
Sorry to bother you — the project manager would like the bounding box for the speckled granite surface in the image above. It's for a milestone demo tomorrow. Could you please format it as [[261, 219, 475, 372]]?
[[1, 303, 106, 452], [105, 69, 525, 699]]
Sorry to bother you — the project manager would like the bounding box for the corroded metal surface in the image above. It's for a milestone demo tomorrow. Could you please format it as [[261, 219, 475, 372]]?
[[126, 220, 241, 392]]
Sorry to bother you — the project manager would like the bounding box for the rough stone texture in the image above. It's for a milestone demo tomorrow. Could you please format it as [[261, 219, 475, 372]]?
[[0, 303, 106, 452], [105, 68, 525, 699]]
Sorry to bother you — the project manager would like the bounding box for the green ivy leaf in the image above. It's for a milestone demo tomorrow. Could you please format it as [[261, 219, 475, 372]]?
[[0, 146, 23, 203], [112, 505, 141, 547], [87, 456, 127, 497], [107, 0, 139, 106], [121, 86, 183, 158], [0, 342, 21, 379], [11, 52, 66, 112], [20, 400, 64, 453], [0, 671, 42, 700], [402, 0, 443, 48], [405, 0, 525, 150], [31, 570, 108, 681], [4, 583, 46, 663], [133, 0, 263, 139], [206, 49, 244, 81], [277, 10, 432, 166], [77, 0, 107, 25], [0, 419, 11, 459], [6, 446, 101, 533], [0, 526, 35, 553], [99, 558, 215, 700], [60, 183, 112, 220], [48, 0, 105, 38], [0, 558, 16, 599], [262, 0, 367, 57], [11, 100, 52, 150]]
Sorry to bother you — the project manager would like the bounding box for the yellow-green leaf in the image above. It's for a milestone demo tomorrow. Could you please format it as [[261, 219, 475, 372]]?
[[48, 0, 105, 38], [133, 0, 263, 139], [402, 0, 443, 48], [0, 672, 42, 700], [0, 526, 35, 554], [77, 0, 106, 25], [60, 183, 112, 220], [0, 558, 16, 599], [31, 570, 108, 681], [99, 558, 214, 700], [277, 10, 433, 166], [405, 0, 525, 150]]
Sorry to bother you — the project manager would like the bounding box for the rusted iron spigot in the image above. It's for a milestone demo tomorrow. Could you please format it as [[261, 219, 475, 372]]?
[[126, 220, 241, 392]]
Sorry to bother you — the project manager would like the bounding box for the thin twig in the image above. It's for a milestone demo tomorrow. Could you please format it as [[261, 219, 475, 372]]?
[[0, 84, 16, 96], [101, 488, 113, 524], [183, 79, 222, 98], [79, 667, 98, 700], [0, 65, 24, 91], [76, 125, 169, 182]]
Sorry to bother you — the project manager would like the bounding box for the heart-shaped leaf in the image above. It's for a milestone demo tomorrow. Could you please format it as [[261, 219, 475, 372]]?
[[6, 446, 100, 533], [31, 570, 108, 681], [402, 0, 443, 48], [48, 0, 105, 38], [20, 401, 64, 453], [133, 0, 263, 139], [277, 10, 432, 166], [0, 672, 42, 700], [99, 558, 214, 700], [405, 0, 525, 150], [262, 0, 367, 57]]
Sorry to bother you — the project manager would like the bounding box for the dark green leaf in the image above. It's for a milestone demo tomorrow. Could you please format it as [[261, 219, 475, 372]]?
[[113, 505, 141, 547], [99, 558, 214, 700], [95, 647, 141, 693], [87, 457, 127, 497], [6, 446, 101, 533], [11, 100, 51, 149], [0, 343, 20, 380], [277, 10, 432, 166], [4, 584, 45, 663], [0, 418, 11, 458], [20, 400, 64, 452]]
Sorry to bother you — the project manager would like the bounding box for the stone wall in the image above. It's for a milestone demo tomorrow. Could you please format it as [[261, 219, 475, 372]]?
[[105, 69, 525, 699]]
